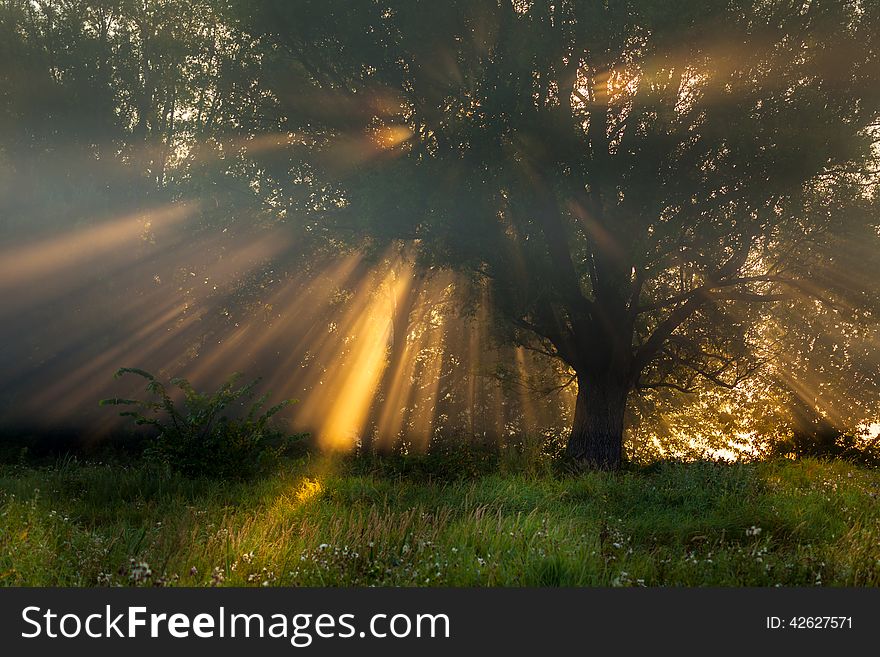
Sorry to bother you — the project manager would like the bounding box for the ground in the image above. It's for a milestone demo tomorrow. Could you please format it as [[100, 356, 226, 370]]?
[[1, 454, 878, 586]]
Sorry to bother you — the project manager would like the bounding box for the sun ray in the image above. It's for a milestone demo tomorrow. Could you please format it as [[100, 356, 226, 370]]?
[[304, 258, 415, 450], [0, 202, 197, 291]]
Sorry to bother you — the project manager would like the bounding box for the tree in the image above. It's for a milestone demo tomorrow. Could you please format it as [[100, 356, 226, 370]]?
[[232, 0, 880, 468]]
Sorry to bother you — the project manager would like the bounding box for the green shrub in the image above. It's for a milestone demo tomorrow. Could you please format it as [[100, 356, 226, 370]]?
[[100, 368, 305, 478], [770, 426, 880, 468]]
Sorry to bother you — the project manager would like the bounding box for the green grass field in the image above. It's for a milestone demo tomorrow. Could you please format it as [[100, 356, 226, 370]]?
[[1, 454, 878, 587]]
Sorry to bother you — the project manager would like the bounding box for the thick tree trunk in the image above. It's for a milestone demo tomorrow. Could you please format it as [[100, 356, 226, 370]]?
[[566, 373, 629, 470]]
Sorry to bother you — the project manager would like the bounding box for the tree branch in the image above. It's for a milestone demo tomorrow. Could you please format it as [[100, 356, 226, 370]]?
[[637, 274, 795, 313]]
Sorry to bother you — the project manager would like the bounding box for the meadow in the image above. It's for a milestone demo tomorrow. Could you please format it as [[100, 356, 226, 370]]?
[[1, 449, 878, 587]]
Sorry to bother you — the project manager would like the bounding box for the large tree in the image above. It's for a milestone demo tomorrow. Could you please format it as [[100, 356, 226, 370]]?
[[239, 1, 880, 467]]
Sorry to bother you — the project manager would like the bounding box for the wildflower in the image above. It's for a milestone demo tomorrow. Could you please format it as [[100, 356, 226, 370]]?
[[611, 571, 631, 587], [129, 560, 152, 583], [746, 526, 762, 537]]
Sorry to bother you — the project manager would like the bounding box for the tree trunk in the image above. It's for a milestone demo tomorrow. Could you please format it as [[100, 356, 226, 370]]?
[[566, 373, 629, 470]]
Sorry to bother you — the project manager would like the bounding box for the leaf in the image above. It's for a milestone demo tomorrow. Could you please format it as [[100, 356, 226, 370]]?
[[113, 367, 155, 381]]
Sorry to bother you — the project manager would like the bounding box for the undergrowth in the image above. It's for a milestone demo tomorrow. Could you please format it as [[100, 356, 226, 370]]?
[[1, 454, 878, 587]]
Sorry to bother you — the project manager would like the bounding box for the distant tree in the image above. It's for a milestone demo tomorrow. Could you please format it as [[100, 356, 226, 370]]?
[[0, 0, 265, 211], [0, 0, 125, 224]]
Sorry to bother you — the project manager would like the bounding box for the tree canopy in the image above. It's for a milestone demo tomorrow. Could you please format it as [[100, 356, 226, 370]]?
[[1, 0, 879, 468], [232, 0, 880, 467]]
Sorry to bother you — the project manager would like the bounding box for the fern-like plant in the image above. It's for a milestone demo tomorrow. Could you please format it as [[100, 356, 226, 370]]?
[[100, 368, 305, 478]]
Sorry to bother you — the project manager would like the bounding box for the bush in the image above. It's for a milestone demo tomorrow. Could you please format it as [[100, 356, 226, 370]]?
[[100, 368, 305, 478], [770, 425, 880, 468]]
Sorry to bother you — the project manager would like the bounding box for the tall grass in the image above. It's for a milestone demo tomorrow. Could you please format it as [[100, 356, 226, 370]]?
[[1, 454, 878, 586]]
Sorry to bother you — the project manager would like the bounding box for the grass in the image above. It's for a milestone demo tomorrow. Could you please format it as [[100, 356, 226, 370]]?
[[1, 452, 879, 587]]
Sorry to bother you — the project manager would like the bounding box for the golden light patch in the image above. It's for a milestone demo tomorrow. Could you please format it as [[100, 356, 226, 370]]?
[[372, 125, 413, 149], [295, 477, 323, 503]]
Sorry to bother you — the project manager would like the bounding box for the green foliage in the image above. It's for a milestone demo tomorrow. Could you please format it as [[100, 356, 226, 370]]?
[[100, 368, 304, 479], [771, 428, 880, 469], [235, 0, 880, 466]]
